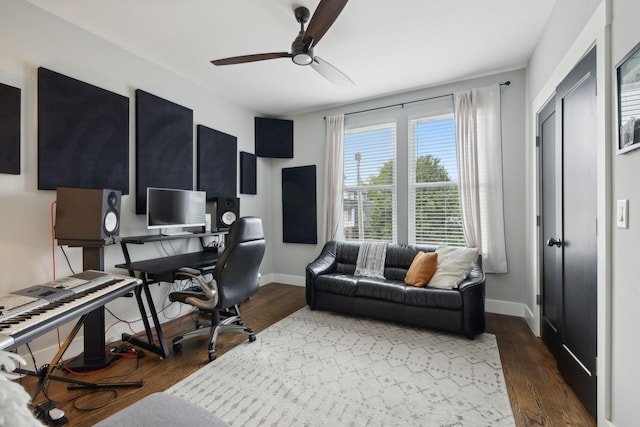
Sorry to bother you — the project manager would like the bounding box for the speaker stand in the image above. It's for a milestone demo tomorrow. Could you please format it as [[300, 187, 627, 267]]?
[[61, 245, 120, 372]]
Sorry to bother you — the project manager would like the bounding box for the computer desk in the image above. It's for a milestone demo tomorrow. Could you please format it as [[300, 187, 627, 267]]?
[[115, 232, 226, 358]]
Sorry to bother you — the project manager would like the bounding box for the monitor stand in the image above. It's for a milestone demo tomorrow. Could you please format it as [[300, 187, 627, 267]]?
[[160, 228, 193, 236]]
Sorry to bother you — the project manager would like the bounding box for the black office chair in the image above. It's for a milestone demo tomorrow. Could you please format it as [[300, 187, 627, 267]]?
[[169, 217, 265, 361]]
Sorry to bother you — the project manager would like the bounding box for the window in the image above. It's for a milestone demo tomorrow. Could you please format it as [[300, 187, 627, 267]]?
[[342, 123, 396, 242], [341, 95, 462, 245], [408, 115, 464, 246]]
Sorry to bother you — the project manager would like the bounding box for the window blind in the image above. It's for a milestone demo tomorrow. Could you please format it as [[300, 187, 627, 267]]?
[[343, 122, 396, 242], [408, 115, 465, 246]]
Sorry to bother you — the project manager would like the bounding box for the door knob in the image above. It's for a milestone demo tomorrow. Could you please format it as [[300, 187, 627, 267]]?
[[546, 237, 562, 248]]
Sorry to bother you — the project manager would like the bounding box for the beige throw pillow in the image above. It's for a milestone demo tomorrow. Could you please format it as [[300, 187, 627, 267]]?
[[404, 251, 438, 287], [428, 246, 480, 290]]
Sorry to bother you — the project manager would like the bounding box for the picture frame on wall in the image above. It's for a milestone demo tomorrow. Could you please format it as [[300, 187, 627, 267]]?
[[616, 41, 640, 154]]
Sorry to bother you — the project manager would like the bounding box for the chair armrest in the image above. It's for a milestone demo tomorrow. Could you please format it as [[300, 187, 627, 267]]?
[[175, 267, 218, 301]]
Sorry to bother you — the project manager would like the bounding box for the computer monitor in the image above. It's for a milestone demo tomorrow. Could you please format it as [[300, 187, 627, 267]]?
[[146, 187, 206, 234]]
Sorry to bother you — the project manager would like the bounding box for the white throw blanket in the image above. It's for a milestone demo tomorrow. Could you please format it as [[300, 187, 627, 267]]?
[[0, 351, 44, 426], [354, 241, 387, 279]]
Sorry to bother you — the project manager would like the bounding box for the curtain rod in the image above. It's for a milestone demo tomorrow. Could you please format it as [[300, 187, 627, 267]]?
[[324, 81, 510, 119]]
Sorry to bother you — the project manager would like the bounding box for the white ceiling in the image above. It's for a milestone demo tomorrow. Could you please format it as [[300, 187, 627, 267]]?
[[25, 0, 556, 116]]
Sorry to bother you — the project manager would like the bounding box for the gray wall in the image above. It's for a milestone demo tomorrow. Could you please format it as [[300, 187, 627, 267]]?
[[274, 69, 529, 315], [527, 0, 602, 98], [0, 0, 271, 356], [610, 1, 640, 425]]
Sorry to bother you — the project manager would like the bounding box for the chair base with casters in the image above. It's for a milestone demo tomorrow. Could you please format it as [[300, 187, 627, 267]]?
[[168, 217, 266, 361], [171, 304, 256, 362]]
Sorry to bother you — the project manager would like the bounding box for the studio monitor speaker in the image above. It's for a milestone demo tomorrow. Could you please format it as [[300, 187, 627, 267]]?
[[216, 197, 239, 230], [55, 187, 121, 241]]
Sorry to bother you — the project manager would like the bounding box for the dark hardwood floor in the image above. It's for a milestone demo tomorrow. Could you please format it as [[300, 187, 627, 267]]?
[[17, 283, 595, 426]]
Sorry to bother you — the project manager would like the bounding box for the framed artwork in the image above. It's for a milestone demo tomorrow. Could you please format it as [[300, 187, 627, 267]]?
[[616, 41, 640, 154]]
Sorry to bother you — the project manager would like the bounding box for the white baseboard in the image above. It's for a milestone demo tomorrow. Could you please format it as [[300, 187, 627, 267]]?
[[485, 298, 527, 317], [261, 273, 304, 287]]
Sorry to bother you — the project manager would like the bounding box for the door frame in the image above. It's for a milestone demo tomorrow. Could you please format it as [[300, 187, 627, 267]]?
[[530, 7, 612, 420]]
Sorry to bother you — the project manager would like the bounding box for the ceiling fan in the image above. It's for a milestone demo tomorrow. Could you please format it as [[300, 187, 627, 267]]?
[[211, 0, 354, 87]]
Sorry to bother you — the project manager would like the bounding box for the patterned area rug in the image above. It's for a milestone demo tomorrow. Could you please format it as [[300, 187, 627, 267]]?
[[167, 307, 514, 426]]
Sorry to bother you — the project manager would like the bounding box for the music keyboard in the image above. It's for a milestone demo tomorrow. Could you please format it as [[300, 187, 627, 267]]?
[[45, 270, 119, 294], [0, 273, 140, 350], [0, 294, 48, 322]]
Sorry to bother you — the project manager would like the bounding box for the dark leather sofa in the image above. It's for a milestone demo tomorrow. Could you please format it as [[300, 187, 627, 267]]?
[[305, 241, 486, 339]]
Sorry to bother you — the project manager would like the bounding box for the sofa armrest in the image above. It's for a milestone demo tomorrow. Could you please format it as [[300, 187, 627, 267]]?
[[458, 261, 486, 338], [306, 241, 338, 278], [458, 263, 485, 293], [305, 241, 338, 306]]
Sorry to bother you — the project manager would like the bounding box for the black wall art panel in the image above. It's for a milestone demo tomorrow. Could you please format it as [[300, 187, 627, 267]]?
[[135, 89, 193, 214], [240, 151, 256, 195], [0, 82, 21, 175], [197, 125, 237, 200], [255, 116, 293, 158], [282, 165, 317, 244], [37, 67, 129, 192]]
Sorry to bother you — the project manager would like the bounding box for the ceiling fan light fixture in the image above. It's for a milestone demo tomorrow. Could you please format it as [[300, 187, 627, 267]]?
[[292, 52, 313, 66], [210, 1, 353, 85]]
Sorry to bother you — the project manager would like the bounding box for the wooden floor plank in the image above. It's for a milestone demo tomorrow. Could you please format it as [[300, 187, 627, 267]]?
[[16, 284, 594, 426], [486, 313, 595, 426]]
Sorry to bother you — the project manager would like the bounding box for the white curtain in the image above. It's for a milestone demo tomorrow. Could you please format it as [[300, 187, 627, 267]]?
[[454, 85, 508, 273], [323, 114, 345, 242]]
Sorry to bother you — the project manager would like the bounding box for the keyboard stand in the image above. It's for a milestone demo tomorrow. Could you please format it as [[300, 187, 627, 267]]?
[[55, 241, 121, 371], [17, 313, 143, 415]]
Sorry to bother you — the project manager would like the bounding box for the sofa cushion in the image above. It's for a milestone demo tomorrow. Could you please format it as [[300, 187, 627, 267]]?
[[404, 286, 463, 309], [355, 278, 406, 304], [334, 241, 361, 274], [404, 251, 438, 287], [384, 244, 426, 280], [314, 273, 359, 296], [428, 246, 480, 290]]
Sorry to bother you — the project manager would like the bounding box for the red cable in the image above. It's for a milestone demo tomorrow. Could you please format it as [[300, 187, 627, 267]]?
[[50, 201, 57, 280]]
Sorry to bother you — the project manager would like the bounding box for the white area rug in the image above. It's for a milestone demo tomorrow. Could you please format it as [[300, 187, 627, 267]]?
[[167, 307, 514, 426]]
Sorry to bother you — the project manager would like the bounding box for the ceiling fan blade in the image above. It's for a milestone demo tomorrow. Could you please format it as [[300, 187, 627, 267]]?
[[211, 52, 291, 66], [310, 56, 354, 87], [303, 0, 348, 47]]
